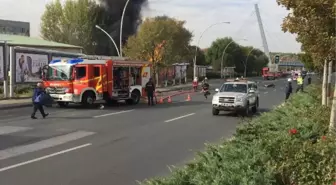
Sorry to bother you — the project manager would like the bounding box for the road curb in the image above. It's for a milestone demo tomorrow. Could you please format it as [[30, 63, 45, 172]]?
[[0, 103, 32, 110]]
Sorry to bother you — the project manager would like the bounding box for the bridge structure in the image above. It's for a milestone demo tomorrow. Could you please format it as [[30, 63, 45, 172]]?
[[278, 61, 304, 67], [255, 4, 305, 69]]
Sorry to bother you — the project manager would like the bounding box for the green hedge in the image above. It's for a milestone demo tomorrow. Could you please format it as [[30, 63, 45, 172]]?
[[0, 84, 34, 97], [142, 85, 336, 185]]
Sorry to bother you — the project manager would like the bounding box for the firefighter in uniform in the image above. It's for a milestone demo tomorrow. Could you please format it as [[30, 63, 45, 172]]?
[[145, 78, 155, 106]]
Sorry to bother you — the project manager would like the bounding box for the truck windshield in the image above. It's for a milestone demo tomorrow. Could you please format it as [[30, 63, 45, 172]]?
[[220, 84, 247, 93], [46, 65, 72, 81]]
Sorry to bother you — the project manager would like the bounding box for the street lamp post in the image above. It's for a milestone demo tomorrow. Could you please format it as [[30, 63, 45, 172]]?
[[95, 25, 121, 56], [243, 47, 257, 77], [194, 21, 230, 79], [120, 0, 131, 57], [220, 39, 247, 78]]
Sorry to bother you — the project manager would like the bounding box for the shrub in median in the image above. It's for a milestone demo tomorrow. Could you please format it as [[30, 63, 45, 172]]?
[[0, 84, 33, 98], [141, 85, 336, 185]]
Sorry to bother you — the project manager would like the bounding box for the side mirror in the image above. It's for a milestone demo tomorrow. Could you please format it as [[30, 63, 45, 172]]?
[[249, 89, 255, 93], [215, 88, 219, 92], [41, 65, 48, 80]]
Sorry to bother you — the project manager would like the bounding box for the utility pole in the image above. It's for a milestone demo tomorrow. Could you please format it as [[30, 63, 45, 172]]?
[[255, 4, 275, 71], [1, 40, 9, 98]]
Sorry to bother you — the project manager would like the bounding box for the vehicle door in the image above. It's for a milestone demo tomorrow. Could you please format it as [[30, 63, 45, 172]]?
[[90, 65, 105, 95], [74, 65, 87, 96], [247, 83, 256, 104], [252, 83, 259, 100]]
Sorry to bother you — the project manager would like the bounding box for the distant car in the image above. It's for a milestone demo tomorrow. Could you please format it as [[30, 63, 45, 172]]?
[[212, 78, 259, 116]]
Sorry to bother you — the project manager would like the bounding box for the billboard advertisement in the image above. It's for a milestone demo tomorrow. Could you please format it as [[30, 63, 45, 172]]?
[[0, 46, 3, 81], [15, 53, 48, 83], [175, 65, 187, 79]]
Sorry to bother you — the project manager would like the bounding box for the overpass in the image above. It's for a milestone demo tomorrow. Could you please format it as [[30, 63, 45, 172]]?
[[278, 61, 304, 67]]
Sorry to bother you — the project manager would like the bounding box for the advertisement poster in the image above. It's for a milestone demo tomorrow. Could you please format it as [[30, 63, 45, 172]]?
[[16, 53, 48, 83], [0, 46, 3, 81], [175, 65, 187, 79]]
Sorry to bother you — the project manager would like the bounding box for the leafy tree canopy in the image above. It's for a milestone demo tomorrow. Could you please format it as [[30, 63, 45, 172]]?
[[124, 16, 192, 67], [206, 37, 268, 74], [276, 0, 336, 64], [183, 45, 207, 66], [40, 0, 97, 54]]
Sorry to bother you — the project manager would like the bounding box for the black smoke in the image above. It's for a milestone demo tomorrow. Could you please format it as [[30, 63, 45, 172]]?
[[95, 0, 148, 56]]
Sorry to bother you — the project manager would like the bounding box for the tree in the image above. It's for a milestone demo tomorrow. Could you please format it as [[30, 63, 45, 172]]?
[[206, 37, 244, 72], [124, 16, 192, 83], [40, 0, 97, 54], [276, 0, 336, 129], [182, 45, 207, 65], [242, 46, 268, 76], [206, 37, 267, 76], [298, 53, 318, 71]]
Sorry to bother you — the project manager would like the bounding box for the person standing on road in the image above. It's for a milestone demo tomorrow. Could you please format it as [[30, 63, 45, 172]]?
[[31, 83, 49, 119], [145, 77, 155, 106], [201, 77, 210, 99], [285, 78, 293, 101], [296, 73, 304, 92], [192, 77, 198, 92]]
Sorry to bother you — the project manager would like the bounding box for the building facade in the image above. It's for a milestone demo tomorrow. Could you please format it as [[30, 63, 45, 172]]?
[[0, 19, 30, 36]]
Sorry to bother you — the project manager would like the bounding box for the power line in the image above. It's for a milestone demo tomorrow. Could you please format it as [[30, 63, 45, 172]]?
[[233, 9, 256, 39]]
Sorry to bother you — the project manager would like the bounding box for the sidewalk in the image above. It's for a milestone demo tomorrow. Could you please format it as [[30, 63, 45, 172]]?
[[156, 83, 195, 92], [0, 98, 32, 110], [0, 83, 197, 110]]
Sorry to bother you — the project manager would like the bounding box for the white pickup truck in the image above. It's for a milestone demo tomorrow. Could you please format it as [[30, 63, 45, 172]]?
[[211, 79, 259, 116]]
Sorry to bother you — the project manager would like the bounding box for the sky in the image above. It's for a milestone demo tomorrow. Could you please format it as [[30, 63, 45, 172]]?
[[0, 0, 302, 53]]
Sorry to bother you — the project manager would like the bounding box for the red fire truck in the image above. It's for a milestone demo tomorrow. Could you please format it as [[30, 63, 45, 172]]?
[[41, 57, 151, 107], [262, 67, 276, 80]]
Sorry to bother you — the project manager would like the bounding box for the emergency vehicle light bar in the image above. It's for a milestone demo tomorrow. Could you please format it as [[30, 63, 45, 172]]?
[[50, 59, 61, 64], [49, 58, 84, 64], [68, 58, 84, 64]]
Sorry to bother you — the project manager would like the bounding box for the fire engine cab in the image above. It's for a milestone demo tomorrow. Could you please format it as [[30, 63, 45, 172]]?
[[41, 57, 151, 107]]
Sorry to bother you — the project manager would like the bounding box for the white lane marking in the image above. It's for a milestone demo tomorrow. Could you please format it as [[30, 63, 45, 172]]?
[[0, 143, 91, 172], [164, 113, 195, 123], [264, 92, 268, 94], [0, 126, 32, 135], [0, 131, 94, 160], [93, 109, 134, 118]]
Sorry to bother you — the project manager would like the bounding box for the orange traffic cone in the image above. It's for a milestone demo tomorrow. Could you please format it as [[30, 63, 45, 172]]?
[[158, 97, 164, 104], [186, 94, 191, 101], [167, 96, 172, 103]]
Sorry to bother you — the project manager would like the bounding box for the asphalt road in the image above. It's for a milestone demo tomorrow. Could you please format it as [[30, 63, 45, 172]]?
[[0, 77, 301, 185]]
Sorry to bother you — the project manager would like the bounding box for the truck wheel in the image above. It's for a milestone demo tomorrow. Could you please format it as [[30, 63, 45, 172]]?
[[82, 91, 95, 107], [212, 108, 219, 115], [126, 90, 140, 105], [57, 102, 69, 108]]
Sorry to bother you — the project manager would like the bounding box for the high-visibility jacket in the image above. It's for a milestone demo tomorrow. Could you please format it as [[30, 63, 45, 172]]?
[[297, 77, 303, 85]]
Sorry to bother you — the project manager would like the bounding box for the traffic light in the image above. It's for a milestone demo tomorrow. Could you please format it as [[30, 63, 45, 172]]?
[[275, 55, 280, 64]]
